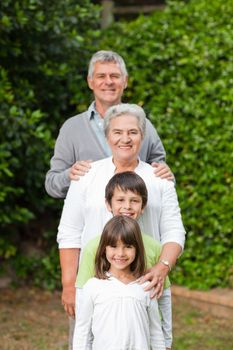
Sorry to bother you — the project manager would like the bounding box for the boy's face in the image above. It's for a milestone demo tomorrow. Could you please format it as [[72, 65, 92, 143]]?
[[106, 188, 144, 220]]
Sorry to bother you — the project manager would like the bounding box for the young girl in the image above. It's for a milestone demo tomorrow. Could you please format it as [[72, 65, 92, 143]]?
[[73, 215, 166, 350]]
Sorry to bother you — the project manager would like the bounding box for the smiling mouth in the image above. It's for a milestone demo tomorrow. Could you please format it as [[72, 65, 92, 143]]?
[[113, 259, 128, 263], [121, 212, 134, 217]]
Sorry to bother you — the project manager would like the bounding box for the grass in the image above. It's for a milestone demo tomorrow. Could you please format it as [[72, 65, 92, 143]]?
[[0, 287, 232, 349]]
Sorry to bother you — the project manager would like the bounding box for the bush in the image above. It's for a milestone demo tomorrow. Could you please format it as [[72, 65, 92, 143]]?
[[99, 0, 233, 289], [0, 0, 100, 285]]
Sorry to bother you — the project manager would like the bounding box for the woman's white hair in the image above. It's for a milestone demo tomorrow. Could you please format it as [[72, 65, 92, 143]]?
[[88, 50, 128, 78], [104, 104, 146, 138]]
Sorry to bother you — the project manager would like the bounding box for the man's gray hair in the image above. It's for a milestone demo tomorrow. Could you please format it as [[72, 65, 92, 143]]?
[[104, 104, 146, 138], [88, 50, 128, 78]]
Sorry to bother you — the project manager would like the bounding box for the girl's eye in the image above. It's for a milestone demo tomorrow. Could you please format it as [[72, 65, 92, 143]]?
[[126, 245, 133, 249]]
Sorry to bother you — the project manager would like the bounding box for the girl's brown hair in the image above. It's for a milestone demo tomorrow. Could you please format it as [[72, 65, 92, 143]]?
[[95, 215, 146, 279]]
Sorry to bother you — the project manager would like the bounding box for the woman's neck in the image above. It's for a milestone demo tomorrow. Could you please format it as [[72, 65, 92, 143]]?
[[113, 158, 139, 173]]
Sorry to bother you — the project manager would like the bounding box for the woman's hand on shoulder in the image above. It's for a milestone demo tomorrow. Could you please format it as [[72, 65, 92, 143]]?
[[139, 262, 169, 299]]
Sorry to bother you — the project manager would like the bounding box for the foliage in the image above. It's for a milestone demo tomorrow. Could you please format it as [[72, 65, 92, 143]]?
[[98, 0, 233, 289], [0, 0, 100, 284], [1, 0, 232, 290]]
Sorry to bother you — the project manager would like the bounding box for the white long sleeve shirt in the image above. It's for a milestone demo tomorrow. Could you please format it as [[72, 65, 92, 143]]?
[[57, 157, 185, 249], [73, 276, 166, 350]]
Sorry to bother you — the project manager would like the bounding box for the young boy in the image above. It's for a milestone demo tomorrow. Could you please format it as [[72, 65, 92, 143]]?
[[76, 172, 172, 350]]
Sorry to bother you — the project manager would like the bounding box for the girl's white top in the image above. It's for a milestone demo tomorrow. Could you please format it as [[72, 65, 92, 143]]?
[[73, 276, 166, 350]]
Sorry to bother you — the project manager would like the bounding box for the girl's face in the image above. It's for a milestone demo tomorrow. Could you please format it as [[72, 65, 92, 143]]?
[[106, 239, 136, 274]]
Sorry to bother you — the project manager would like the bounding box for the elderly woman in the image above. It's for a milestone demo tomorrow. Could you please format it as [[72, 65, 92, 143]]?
[[57, 103, 185, 318]]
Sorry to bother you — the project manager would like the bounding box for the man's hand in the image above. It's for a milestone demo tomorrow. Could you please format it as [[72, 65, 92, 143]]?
[[139, 262, 170, 299], [61, 285, 76, 318], [151, 162, 174, 182], [69, 160, 92, 181]]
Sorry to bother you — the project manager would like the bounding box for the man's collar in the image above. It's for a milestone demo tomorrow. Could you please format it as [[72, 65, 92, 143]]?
[[87, 101, 97, 120]]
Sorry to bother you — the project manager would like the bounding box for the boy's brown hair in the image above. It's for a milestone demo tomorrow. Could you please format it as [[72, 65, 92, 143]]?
[[105, 171, 148, 209], [95, 215, 146, 279]]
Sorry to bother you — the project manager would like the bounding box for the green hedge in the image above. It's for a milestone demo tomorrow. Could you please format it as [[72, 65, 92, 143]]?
[[0, 0, 100, 288], [99, 0, 233, 289], [1, 0, 232, 290]]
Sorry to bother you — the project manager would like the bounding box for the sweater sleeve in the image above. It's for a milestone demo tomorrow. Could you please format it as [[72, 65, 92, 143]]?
[[140, 119, 166, 164], [45, 121, 76, 199]]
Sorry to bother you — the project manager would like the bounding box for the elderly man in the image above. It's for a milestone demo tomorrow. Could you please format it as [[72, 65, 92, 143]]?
[[45, 50, 173, 199]]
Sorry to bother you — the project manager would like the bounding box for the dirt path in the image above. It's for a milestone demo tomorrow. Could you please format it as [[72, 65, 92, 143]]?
[[0, 287, 233, 350]]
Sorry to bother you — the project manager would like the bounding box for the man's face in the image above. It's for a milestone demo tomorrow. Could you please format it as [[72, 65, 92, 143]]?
[[106, 187, 144, 220], [87, 61, 128, 107]]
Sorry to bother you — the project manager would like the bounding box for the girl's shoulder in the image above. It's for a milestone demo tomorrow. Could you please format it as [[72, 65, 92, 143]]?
[[83, 277, 106, 289]]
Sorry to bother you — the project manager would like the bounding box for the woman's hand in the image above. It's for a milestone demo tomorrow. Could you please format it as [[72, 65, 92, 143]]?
[[139, 262, 170, 299], [62, 285, 76, 318], [69, 160, 92, 181]]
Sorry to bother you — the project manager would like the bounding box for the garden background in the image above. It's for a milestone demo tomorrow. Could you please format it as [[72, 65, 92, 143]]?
[[0, 0, 232, 293]]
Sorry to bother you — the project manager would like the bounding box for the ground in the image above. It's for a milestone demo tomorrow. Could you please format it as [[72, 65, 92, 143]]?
[[0, 287, 233, 350]]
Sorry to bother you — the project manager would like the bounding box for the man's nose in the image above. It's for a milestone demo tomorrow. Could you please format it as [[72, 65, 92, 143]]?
[[104, 75, 113, 84]]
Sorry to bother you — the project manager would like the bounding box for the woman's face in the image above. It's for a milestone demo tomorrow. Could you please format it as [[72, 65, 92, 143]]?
[[106, 114, 143, 163]]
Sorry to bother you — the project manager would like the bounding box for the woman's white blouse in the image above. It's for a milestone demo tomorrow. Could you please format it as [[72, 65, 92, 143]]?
[[57, 157, 185, 249], [73, 276, 166, 350]]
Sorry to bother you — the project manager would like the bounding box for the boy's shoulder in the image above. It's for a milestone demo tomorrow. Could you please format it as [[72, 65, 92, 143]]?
[[142, 233, 161, 249], [84, 235, 101, 252]]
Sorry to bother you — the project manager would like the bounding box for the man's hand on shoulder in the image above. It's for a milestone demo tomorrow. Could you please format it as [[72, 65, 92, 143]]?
[[69, 160, 92, 181], [151, 162, 174, 182]]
